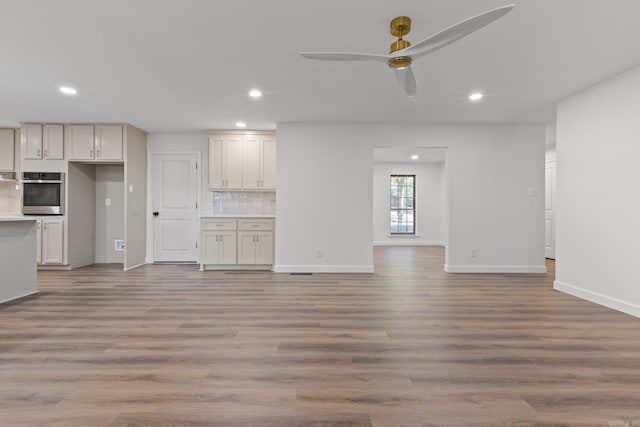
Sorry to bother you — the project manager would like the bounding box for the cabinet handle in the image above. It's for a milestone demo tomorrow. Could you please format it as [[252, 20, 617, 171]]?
[[44, 149, 48, 157], [257, 180, 260, 187], [37, 149, 41, 157], [44, 223, 48, 230], [256, 235, 259, 242], [36, 223, 41, 229], [97, 150, 101, 157], [90, 150, 94, 158]]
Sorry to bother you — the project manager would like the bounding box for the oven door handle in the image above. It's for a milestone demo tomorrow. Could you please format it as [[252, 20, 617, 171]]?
[[21, 180, 65, 184]]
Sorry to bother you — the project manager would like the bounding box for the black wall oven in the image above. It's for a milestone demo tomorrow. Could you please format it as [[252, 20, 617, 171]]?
[[22, 172, 65, 215]]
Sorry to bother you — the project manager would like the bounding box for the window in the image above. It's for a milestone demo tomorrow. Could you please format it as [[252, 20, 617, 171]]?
[[390, 174, 415, 234]]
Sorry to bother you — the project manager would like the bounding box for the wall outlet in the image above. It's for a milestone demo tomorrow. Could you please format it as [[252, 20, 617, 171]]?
[[315, 248, 323, 258], [470, 248, 477, 258], [105, 198, 111, 206], [114, 240, 125, 251]]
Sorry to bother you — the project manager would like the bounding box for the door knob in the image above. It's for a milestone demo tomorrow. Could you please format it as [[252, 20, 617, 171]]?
[[153, 211, 159, 217]]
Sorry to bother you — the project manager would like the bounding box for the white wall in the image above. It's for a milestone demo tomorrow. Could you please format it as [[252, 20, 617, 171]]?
[[373, 161, 445, 246], [95, 165, 124, 264], [275, 124, 545, 273], [555, 65, 640, 317]]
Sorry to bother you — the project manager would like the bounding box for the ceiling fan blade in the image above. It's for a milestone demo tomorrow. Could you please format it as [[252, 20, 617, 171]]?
[[300, 52, 390, 63], [395, 66, 417, 97], [400, 4, 515, 60]]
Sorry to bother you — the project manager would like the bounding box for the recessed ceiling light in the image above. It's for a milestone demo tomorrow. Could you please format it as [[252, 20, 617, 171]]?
[[59, 86, 77, 95], [249, 89, 262, 98], [235, 121, 247, 128], [411, 155, 419, 160], [468, 92, 483, 101]]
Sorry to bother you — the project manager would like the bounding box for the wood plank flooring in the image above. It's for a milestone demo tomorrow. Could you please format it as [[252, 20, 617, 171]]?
[[2, 246, 640, 426]]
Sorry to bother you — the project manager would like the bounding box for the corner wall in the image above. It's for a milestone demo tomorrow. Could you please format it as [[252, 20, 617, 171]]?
[[555, 65, 640, 317], [275, 124, 545, 273]]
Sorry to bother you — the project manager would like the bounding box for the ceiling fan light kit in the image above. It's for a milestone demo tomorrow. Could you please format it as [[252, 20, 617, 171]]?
[[300, 4, 515, 97]]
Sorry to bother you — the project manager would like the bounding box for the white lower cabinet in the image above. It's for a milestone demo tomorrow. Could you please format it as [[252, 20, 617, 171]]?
[[200, 217, 274, 270], [201, 231, 237, 265], [36, 219, 65, 265]]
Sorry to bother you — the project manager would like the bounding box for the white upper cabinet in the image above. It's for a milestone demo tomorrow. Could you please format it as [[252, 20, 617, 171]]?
[[21, 124, 64, 160], [261, 135, 277, 190], [67, 125, 123, 161], [208, 135, 243, 190], [242, 134, 276, 190], [95, 125, 123, 160], [42, 124, 64, 160], [67, 125, 95, 160], [209, 132, 276, 191], [0, 129, 15, 170], [22, 124, 43, 160]]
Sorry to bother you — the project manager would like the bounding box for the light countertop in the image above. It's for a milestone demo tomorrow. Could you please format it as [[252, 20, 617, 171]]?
[[200, 214, 276, 218], [0, 216, 38, 223]]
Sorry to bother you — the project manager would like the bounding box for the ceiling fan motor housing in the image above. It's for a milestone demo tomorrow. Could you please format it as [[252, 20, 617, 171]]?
[[389, 16, 413, 69]]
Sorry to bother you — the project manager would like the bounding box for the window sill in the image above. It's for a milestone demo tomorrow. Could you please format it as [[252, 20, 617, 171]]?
[[388, 234, 421, 238]]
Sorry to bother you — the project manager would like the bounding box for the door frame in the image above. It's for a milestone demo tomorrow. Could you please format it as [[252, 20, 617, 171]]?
[[147, 151, 202, 263]]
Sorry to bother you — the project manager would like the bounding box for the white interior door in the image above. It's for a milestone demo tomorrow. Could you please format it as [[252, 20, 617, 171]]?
[[153, 153, 198, 262], [545, 159, 556, 259]]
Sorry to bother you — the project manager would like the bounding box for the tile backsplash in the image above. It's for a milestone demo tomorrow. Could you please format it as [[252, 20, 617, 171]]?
[[0, 180, 21, 215], [211, 191, 275, 215]]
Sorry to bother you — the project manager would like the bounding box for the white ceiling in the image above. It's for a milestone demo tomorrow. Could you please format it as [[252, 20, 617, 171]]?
[[1, 0, 639, 133], [374, 147, 446, 164]]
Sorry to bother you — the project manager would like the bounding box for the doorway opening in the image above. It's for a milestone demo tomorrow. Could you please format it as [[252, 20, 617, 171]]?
[[372, 147, 448, 269]]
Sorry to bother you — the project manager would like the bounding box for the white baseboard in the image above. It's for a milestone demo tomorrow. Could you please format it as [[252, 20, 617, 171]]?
[[124, 262, 147, 271], [444, 264, 547, 273], [373, 241, 445, 247], [554, 280, 640, 318], [273, 265, 374, 273], [0, 290, 39, 305]]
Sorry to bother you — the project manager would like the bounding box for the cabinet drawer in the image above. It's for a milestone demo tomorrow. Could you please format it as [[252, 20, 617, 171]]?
[[201, 218, 237, 231], [238, 219, 274, 231]]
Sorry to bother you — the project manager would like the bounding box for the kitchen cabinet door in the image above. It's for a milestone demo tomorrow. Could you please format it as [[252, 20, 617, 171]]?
[[22, 124, 43, 160], [255, 231, 274, 264], [237, 231, 256, 264], [67, 125, 95, 160], [41, 219, 64, 264], [242, 136, 261, 190], [219, 231, 237, 264], [42, 125, 64, 159], [95, 125, 123, 160], [36, 220, 42, 264], [224, 136, 243, 190], [261, 136, 277, 190], [0, 129, 15, 170]]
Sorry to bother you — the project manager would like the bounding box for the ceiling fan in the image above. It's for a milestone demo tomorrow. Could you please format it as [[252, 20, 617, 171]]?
[[300, 4, 515, 97]]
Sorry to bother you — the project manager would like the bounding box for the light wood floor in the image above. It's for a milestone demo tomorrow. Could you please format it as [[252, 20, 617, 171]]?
[[2, 247, 640, 426]]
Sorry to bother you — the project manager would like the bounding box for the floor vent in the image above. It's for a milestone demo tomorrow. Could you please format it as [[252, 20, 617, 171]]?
[[290, 272, 313, 275]]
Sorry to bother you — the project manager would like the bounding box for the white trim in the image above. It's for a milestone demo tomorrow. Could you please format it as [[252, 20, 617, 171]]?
[[444, 264, 547, 273], [374, 240, 445, 247], [0, 290, 39, 305], [124, 262, 146, 271], [200, 264, 273, 271], [554, 280, 640, 319], [274, 265, 374, 273]]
